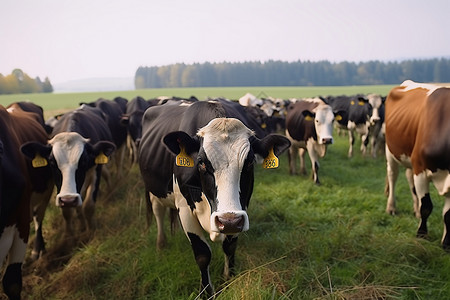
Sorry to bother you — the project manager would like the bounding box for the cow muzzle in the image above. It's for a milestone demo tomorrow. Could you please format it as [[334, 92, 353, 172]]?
[[56, 193, 82, 207], [211, 211, 249, 234], [321, 137, 333, 145]]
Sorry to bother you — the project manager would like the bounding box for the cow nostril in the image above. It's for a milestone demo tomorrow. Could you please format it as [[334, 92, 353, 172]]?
[[58, 196, 79, 207]]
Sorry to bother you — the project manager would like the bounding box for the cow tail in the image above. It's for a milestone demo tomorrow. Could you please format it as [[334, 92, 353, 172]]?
[[145, 190, 153, 229]]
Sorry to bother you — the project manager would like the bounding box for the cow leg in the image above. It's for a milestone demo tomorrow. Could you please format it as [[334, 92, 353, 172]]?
[[61, 207, 75, 237], [361, 132, 370, 156], [178, 205, 214, 297], [385, 148, 399, 215], [347, 129, 355, 157], [442, 197, 450, 250], [222, 235, 238, 280], [150, 193, 168, 250], [298, 148, 307, 175], [30, 182, 53, 260], [306, 141, 320, 185], [414, 172, 432, 239], [1, 226, 27, 300], [405, 168, 420, 218], [287, 145, 297, 175]]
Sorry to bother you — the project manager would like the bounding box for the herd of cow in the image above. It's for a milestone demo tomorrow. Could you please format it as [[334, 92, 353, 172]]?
[[1, 80, 450, 299]]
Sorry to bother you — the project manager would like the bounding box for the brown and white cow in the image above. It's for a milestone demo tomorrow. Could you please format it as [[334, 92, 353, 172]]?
[[285, 97, 335, 185], [0, 105, 53, 300], [385, 80, 450, 249]]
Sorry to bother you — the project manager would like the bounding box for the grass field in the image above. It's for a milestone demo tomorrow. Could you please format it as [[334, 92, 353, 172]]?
[[0, 85, 395, 114], [3, 85, 450, 299], [18, 127, 450, 300]]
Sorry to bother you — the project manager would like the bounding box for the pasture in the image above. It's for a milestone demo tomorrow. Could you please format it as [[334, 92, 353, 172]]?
[[2, 86, 450, 299]]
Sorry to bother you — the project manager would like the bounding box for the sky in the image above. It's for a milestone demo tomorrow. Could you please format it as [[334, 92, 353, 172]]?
[[1, 0, 449, 84]]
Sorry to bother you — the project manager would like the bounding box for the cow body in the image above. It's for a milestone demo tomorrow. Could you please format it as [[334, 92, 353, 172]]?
[[138, 100, 290, 296], [21, 107, 115, 238], [285, 98, 335, 185], [385, 80, 450, 248], [0, 105, 52, 300]]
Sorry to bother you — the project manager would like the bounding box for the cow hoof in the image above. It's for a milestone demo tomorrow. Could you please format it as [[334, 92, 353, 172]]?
[[416, 231, 429, 240]]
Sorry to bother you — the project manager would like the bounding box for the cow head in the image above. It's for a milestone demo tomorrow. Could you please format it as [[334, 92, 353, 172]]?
[[303, 104, 335, 145], [163, 118, 290, 236], [21, 132, 115, 207]]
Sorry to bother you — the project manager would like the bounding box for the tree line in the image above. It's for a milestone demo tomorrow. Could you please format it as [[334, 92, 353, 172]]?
[[0, 69, 53, 94], [135, 58, 450, 88]]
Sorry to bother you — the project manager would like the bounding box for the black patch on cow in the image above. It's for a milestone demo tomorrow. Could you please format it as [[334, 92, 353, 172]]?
[[187, 232, 212, 294], [417, 193, 433, 238]]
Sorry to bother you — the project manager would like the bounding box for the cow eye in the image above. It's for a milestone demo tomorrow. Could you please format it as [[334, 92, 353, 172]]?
[[198, 161, 207, 173]]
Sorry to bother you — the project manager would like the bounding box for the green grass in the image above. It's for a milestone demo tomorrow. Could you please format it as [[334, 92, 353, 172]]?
[[0, 85, 395, 113], [19, 128, 450, 300]]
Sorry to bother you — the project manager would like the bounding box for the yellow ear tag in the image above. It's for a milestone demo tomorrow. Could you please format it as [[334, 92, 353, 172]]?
[[358, 101, 365, 106], [304, 115, 314, 121], [261, 123, 267, 129], [176, 145, 194, 167], [335, 115, 342, 121], [95, 152, 109, 164], [350, 100, 355, 105], [263, 147, 279, 169], [32, 154, 48, 168]]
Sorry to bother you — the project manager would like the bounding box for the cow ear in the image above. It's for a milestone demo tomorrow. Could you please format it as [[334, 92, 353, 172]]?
[[334, 110, 346, 121], [21, 142, 52, 168], [91, 141, 116, 157], [21, 141, 52, 160], [163, 131, 200, 155], [302, 110, 315, 121], [251, 134, 291, 160]]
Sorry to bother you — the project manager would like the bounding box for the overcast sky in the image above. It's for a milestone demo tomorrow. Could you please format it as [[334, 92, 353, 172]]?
[[1, 0, 449, 84]]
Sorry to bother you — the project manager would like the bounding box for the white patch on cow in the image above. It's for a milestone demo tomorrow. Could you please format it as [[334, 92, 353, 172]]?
[[430, 169, 450, 197], [367, 94, 382, 124], [238, 93, 263, 107], [50, 132, 89, 206], [312, 103, 334, 145], [0, 225, 27, 265], [197, 118, 253, 233], [401, 80, 442, 96]]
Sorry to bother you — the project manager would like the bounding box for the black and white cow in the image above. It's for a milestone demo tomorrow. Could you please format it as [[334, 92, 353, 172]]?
[[285, 98, 336, 185], [327, 95, 373, 157], [21, 106, 116, 238], [138, 99, 290, 296]]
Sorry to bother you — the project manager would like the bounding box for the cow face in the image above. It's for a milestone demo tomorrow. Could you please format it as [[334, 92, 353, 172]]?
[[21, 132, 115, 207], [311, 104, 335, 145], [164, 118, 290, 236]]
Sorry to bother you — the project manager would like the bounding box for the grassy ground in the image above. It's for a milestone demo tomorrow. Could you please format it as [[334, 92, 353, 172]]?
[[0, 85, 395, 113], [13, 129, 450, 300]]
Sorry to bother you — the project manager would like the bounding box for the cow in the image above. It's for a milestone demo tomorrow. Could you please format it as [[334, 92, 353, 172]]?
[[120, 96, 153, 163], [385, 80, 450, 249], [0, 105, 53, 300], [80, 98, 128, 176], [285, 98, 336, 185], [327, 95, 373, 157], [366, 94, 386, 158], [6, 103, 56, 261], [21, 106, 116, 239], [138, 99, 290, 296]]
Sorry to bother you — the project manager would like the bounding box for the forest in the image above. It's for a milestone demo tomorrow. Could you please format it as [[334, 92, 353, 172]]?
[[135, 58, 450, 88], [0, 69, 53, 95]]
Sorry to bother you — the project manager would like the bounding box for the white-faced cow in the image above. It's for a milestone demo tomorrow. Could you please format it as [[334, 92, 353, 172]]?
[[21, 106, 115, 238], [385, 80, 450, 249], [0, 105, 53, 300], [285, 98, 335, 185], [138, 99, 290, 297]]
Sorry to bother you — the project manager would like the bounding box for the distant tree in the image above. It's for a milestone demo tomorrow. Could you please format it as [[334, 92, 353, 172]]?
[[42, 77, 53, 93]]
